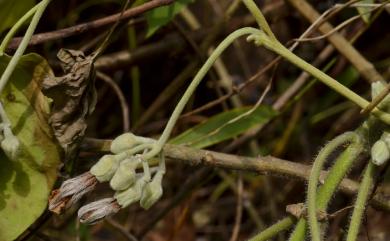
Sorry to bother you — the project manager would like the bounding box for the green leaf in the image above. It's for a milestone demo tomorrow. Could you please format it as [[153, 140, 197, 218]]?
[[356, 0, 373, 23], [0, 54, 61, 241], [146, 0, 193, 37], [0, 0, 35, 34], [170, 106, 277, 149]]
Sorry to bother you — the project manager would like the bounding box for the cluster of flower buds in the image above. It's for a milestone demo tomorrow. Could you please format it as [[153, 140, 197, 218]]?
[[48, 132, 166, 225]]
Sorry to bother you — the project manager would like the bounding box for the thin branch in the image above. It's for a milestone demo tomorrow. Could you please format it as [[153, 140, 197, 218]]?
[[287, 0, 384, 83], [229, 174, 243, 241], [7, 0, 175, 49], [106, 218, 139, 241], [82, 138, 390, 212], [294, 2, 386, 43], [97, 71, 130, 132]]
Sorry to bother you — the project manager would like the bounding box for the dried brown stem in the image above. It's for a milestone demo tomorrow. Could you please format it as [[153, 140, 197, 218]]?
[[8, 0, 175, 49], [287, 0, 384, 83], [229, 174, 243, 241]]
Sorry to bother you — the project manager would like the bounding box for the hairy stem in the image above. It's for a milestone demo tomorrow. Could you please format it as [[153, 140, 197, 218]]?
[[248, 216, 295, 241], [289, 219, 307, 241], [289, 140, 364, 240], [307, 132, 363, 241], [345, 161, 377, 241]]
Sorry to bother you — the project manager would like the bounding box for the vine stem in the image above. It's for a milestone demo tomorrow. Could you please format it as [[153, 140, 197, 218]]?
[[289, 138, 364, 240], [142, 27, 260, 160], [253, 33, 390, 125], [345, 161, 377, 241], [240, 0, 390, 124], [0, 0, 51, 94], [241, 0, 276, 40], [248, 216, 295, 241], [0, 2, 42, 54], [307, 132, 362, 241]]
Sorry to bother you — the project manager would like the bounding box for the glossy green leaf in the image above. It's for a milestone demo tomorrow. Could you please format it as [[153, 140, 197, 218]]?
[[170, 106, 277, 149], [0, 0, 35, 34], [0, 54, 61, 241], [146, 0, 193, 37]]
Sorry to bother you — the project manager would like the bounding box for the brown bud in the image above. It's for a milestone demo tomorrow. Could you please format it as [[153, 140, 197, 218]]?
[[78, 198, 121, 225], [49, 172, 98, 214]]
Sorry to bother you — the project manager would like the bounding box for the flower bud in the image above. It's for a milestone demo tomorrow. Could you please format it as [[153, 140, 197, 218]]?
[[110, 133, 154, 154], [78, 198, 121, 225], [1, 126, 20, 161], [140, 171, 163, 210], [49, 172, 98, 214], [90, 154, 121, 182], [371, 139, 390, 166], [111, 133, 139, 154], [371, 82, 390, 109], [110, 157, 140, 191], [114, 177, 147, 208]]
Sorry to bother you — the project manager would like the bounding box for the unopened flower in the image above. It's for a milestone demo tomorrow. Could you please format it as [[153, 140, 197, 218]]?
[[90, 154, 122, 182], [372, 139, 390, 166], [49, 172, 98, 214], [110, 157, 140, 191], [78, 198, 121, 225], [110, 132, 154, 154], [140, 171, 164, 210], [114, 176, 148, 208], [1, 125, 20, 161]]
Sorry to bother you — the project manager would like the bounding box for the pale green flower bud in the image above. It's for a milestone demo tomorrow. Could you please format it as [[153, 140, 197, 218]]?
[[110, 157, 140, 191], [111, 133, 138, 154], [382, 131, 390, 148], [371, 81, 390, 109], [90, 154, 121, 182], [140, 171, 163, 210], [371, 139, 390, 166], [110, 133, 154, 154], [114, 177, 147, 208], [1, 126, 20, 161]]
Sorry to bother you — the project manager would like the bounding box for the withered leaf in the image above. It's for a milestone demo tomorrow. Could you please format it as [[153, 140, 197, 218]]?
[[42, 49, 97, 164]]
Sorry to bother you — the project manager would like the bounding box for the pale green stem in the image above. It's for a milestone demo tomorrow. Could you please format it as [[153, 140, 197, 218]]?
[[143, 27, 260, 160], [0, 101, 11, 125], [241, 0, 276, 40], [0, 0, 51, 95], [239, 0, 390, 124], [254, 33, 390, 125], [289, 138, 364, 240], [307, 132, 362, 241], [345, 161, 377, 241], [248, 216, 295, 241], [289, 219, 307, 241], [116, 143, 155, 161], [0, 2, 42, 54]]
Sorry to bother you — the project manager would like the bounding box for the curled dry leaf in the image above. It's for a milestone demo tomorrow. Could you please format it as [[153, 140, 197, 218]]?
[[42, 49, 97, 164]]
